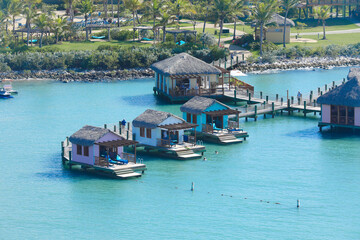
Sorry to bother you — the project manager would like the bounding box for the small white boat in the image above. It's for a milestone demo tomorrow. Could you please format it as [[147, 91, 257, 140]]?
[[0, 88, 13, 98]]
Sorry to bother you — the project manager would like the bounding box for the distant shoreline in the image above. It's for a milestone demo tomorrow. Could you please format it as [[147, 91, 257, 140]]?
[[235, 57, 360, 73], [1, 57, 360, 82]]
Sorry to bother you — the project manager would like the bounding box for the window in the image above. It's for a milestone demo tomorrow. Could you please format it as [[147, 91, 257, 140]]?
[[140, 127, 145, 137], [146, 128, 152, 138], [84, 146, 89, 156], [77, 145, 82, 155], [192, 114, 197, 124], [187, 113, 191, 122]]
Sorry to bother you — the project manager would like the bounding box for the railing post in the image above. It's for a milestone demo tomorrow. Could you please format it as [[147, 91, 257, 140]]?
[[304, 101, 307, 117], [114, 125, 116, 132], [320, 91, 323, 96], [234, 89, 237, 104], [266, 96, 269, 103], [313, 99, 316, 107], [127, 122, 130, 139], [272, 102, 275, 118], [61, 141, 64, 158], [260, 91, 263, 99], [287, 99, 291, 115], [281, 97, 283, 106], [318, 87, 320, 95], [276, 94, 278, 102], [325, 84, 327, 92], [332, 81, 335, 87], [343, 78, 345, 83], [291, 96, 294, 104], [119, 121, 122, 135], [254, 105, 257, 121], [298, 97, 300, 105], [66, 136, 69, 145], [104, 124, 107, 129], [248, 92, 251, 102], [310, 93, 313, 103], [236, 56, 239, 65]]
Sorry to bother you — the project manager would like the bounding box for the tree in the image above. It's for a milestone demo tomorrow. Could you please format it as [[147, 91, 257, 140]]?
[[200, 0, 213, 33], [213, 0, 238, 46], [6, 0, 23, 32], [23, 5, 38, 46], [124, 0, 143, 40], [142, 0, 163, 30], [66, 0, 77, 22], [34, 13, 50, 48], [169, 0, 191, 28], [53, 16, 69, 43], [314, 5, 330, 40], [156, 8, 175, 42], [251, 0, 278, 56], [281, 0, 299, 47], [79, 0, 95, 41], [231, 0, 247, 40]]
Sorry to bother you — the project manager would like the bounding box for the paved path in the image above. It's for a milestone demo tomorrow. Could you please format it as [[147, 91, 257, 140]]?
[[291, 25, 360, 36]]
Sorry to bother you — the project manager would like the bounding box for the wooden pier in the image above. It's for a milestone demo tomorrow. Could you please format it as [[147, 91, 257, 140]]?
[[223, 77, 349, 121]]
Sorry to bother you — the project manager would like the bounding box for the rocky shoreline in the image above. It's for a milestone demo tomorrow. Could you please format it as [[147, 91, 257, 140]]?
[[0, 68, 155, 82], [236, 57, 360, 73], [1, 57, 360, 81]]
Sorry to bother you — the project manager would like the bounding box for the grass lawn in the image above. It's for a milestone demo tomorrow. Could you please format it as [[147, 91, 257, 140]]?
[[194, 28, 234, 38], [285, 32, 360, 47], [293, 18, 360, 33], [40, 40, 150, 51]]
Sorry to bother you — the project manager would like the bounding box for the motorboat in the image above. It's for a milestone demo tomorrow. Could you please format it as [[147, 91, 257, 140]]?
[[2, 79, 18, 94], [0, 88, 13, 98]]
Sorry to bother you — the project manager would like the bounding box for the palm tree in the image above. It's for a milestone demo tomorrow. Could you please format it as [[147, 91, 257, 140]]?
[[231, 0, 247, 40], [23, 5, 38, 46], [200, 0, 213, 33], [7, 0, 23, 32], [34, 13, 50, 48], [213, 0, 234, 46], [251, 0, 278, 56], [281, 0, 299, 47], [117, 0, 122, 27], [156, 8, 175, 42], [66, 0, 77, 22], [79, 0, 94, 41], [142, 0, 163, 30], [53, 16, 69, 43], [169, 0, 191, 28], [314, 5, 330, 40], [124, 0, 143, 40]]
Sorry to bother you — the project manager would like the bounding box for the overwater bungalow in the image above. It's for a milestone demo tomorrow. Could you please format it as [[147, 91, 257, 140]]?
[[180, 96, 249, 144], [317, 68, 360, 131], [132, 109, 206, 159], [62, 125, 146, 178], [151, 53, 224, 103]]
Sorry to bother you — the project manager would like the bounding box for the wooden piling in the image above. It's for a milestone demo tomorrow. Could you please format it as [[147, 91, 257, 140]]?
[[104, 124, 107, 129], [276, 94, 278, 101], [281, 97, 283, 106], [287, 99, 291, 115], [266, 96, 269, 103], [248, 92, 251, 102], [127, 122, 130, 139], [260, 91, 263, 99], [304, 101, 307, 117], [254, 105, 257, 121], [325, 84, 327, 92], [291, 96, 294, 104], [119, 121, 122, 135], [234, 90, 237, 104], [114, 125, 116, 132], [272, 102, 275, 118], [332, 81, 335, 87]]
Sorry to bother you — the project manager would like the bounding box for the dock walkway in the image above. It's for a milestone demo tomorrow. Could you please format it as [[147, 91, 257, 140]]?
[[223, 77, 348, 120]]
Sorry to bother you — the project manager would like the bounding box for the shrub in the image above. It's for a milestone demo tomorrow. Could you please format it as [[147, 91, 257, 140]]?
[[199, 32, 217, 46], [232, 34, 254, 48]]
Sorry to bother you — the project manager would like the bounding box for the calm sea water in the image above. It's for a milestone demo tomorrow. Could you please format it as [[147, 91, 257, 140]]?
[[1, 67, 360, 239]]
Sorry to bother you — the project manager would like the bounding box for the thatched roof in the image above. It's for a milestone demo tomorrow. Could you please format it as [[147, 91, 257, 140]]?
[[132, 109, 184, 129], [180, 96, 230, 114], [151, 53, 222, 76], [317, 68, 360, 107], [251, 13, 295, 27], [69, 125, 111, 146]]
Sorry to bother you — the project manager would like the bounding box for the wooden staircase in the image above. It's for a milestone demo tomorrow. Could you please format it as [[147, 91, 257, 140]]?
[[218, 134, 243, 144], [176, 149, 202, 159], [113, 168, 142, 178]]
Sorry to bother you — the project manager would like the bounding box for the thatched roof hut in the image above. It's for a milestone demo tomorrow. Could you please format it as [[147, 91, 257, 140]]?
[[151, 53, 221, 76], [69, 125, 111, 146], [317, 68, 360, 107], [180, 96, 230, 114], [132, 109, 185, 129]]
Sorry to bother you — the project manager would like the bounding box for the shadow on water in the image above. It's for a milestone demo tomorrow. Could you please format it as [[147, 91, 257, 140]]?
[[119, 94, 157, 107], [318, 128, 360, 140]]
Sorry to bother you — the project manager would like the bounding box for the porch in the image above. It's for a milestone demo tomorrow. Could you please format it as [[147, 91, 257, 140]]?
[[156, 122, 199, 149]]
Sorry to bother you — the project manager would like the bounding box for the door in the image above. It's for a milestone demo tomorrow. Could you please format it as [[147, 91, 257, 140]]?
[[331, 105, 338, 124]]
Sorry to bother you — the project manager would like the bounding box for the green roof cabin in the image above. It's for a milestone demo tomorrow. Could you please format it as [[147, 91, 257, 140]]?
[[317, 68, 360, 131]]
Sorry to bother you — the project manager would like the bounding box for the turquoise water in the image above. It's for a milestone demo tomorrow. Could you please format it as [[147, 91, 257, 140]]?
[[1, 67, 360, 239]]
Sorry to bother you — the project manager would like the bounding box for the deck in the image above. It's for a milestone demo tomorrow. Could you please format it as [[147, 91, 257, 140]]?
[[61, 140, 147, 179]]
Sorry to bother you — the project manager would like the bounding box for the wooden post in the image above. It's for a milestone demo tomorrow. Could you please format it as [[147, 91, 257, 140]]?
[[276, 94, 278, 102], [254, 105, 257, 121], [318, 87, 320, 95], [236, 56, 239, 65], [281, 97, 283, 106], [333, 81, 335, 87], [313, 99, 316, 107], [325, 84, 327, 92], [104, 124, 107, 129], [119, 121, 122, 135], [127, 122, 130, 139], [61, 141, 64, 158], [304, 101, 307, 117], [310, 94, 313, 103], [69, 151, 72, 161], [134, 144, 137, 163], [248, 92, 251, 102], [260, 91, 263, 99], [230, 58, 233, 69], [66, 137, 69, 145], [298, 97, 300, 105], [320, 91, 323, 96], [291, 96, 294, 104], [234, 89, 237, 104], [266, 96, 269, 103], [272, 102, 275, 118], [287, 99, 291, 115]]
